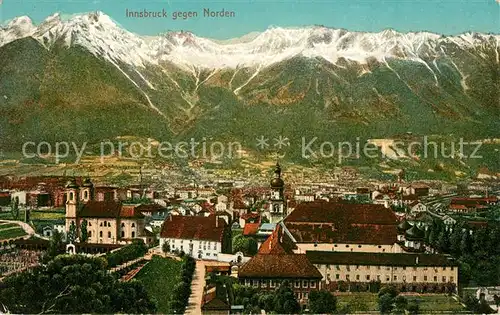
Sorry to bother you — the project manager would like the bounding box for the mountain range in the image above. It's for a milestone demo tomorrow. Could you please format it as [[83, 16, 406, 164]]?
[[0, 11, 499, 156]]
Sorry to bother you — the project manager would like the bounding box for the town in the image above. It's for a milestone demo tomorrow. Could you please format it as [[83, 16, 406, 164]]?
[[0, 162, 499, 314]]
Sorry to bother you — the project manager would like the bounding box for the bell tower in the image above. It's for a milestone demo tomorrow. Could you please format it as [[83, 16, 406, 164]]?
[[65, 178, 79, 232], [80, 178, 94, 203], [268, 162, 287, 223]]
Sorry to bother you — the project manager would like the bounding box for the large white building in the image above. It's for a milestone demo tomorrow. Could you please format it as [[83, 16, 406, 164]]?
[[159, 214, 232, 260]]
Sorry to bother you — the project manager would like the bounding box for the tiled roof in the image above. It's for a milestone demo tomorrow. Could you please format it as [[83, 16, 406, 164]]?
[[160, 215, 227, 242], [79, 201, 122, 218], [120, 205, 144, 219], [258, 224, 297, 254], [285, 200, 397, 224], [305, 251, 458, 267], [284, 201, 398, 245], [136, 203, 167, 213], [243, 223, 260, 236], [238, 254, 322, 279]]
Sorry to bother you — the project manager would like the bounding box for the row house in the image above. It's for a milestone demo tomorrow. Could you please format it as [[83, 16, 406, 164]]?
[[306, 251, 458, 292]]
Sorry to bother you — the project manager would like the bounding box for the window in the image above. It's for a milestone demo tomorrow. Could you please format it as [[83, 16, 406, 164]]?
[[108, 222, 111, 227], [270, 280, 276, 288], [99, 231, 103, 237], [84, 191, 88, 199], [442, 267, 446, 271], [131, 231, 135, 238], [121, 223, 125, 227], [394, 275, 398, 281], [100, 222, 103, 227], [434, 276, 437, 282], [356, 265, 359, 269], [69, 192, 74, 201], [302, 280, 308, 288], [261, 280, 267, 288], [442, 276, 446, 282], [346, 245, 349, 248], [252, 280, 259, 287], [377, 266, 381, 270], [424, 276, 428, 281], [310, 281, 316, 288], [358, 245, 362, 248], [366, 275, 370, 280], [451, 266, 454, 271], [104, 221, 107, 226], [336, 274, 340, 280], [108, 231, 111, 238], [346, 275, 350, 280], [245, 279, 250, 286], [326, 264, 330, 269], [88, 222, 92, 227], [403, 266, 406, 270], [88, 231, 92, 238], [386, 275, 390, 282], [413, 276, 417, 282], [394, 267, 398, 270], [131, 223, 135, 228], [303, 292, 308, 299], [450, 276, 454, 282], [356, 275, 360, 280], [294, 281, 300, 288]]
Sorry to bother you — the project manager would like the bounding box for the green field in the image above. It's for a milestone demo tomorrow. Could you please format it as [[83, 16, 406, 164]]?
[[0, 210, 65, 221], [336, 292, 464, 313], [0, 226, 27, 240], [135, 256, 183, 313]]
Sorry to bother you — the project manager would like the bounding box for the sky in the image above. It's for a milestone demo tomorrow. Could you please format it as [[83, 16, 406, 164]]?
[[0, 0, 499, 39]]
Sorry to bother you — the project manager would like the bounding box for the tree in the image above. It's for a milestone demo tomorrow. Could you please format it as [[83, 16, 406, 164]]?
[[378, 286, 399, 314], [232, 234, 258, 256], [80, 220, 88, 243], [0, 255, 156, 314], [378, 294, 395, 314], [273, 281, 300, 314], [309, 290, 337, 314], [44, 230, 65, 262], [394, 295, 408, 313], [67, 221, 77, 244], [11, 197, 19, 220]]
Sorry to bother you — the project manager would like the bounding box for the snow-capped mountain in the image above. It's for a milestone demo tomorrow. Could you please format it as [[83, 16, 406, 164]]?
[[1, 11, 499, 69], [0, 11, 499, 151]]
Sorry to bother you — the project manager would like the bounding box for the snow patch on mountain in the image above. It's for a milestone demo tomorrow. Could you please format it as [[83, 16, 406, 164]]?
[[1, 11, 499, 70]]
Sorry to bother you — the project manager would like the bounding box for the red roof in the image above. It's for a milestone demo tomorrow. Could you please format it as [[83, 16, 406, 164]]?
[[284, 201, 397, 245], [238, 254, 322, 279], [160, 215, 227, 242], [120, 205, 144, 219], [79, 201, 122, 218], [258, 224, 297, 254], [136, 203, 167, 213], [243, 223, 260, 236]]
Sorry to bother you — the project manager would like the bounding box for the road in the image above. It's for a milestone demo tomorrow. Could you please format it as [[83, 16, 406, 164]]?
[[185, 260, 206, 315]]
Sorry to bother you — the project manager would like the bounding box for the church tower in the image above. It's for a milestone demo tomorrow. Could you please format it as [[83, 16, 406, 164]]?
[[80, 178, 94, 203], [65, 178, 79, 233], [268, 162, 287, 223]]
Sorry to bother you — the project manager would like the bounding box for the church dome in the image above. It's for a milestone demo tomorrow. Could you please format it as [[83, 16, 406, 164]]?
[[270, 177, 285, 188], [405, 225, 425, 241]]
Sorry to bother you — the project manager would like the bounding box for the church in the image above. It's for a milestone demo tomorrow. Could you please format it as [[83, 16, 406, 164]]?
[[265, 162, 288, 223], [64, 178, 148, 245]]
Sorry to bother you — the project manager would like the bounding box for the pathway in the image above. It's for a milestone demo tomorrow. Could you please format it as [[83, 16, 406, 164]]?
[[185, 260, 206, 315]]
